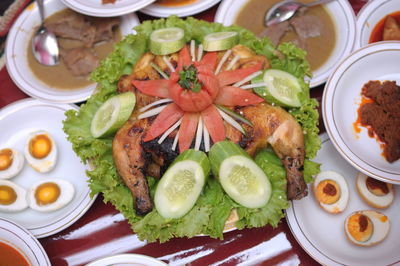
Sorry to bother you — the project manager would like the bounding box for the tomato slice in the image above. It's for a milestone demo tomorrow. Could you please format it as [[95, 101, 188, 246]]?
[[168, 83, 213, 112], [214, 86, 264, 106], [198, 52, 218, 72], [132, 79, 171, 98], [178, 112, 199, 152], [197, 73, 219, 100], [201, 105, 225, 143], [176, 45, 191, 72], [143, 103, 184, 142], [217, 62, 262, 87]]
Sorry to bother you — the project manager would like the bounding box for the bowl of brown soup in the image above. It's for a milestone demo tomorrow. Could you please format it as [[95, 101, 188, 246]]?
[[215, 0, 356, 88]]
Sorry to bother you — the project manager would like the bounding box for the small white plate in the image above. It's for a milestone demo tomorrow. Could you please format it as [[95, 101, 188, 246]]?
[[0, 218, 51, 265], [60, 0, 155, 17], [0, 98, 97, 238], [323, 41, 400, 183], [5, 0, 139, 104], [140, 0, 221, 18], [286, 133, 400, 266], [356, 0, 400, 49], [214, 0, 356, 88], [86, 254, 167, 266]]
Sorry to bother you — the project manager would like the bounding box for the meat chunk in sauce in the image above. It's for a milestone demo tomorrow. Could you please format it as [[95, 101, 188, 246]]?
[[60, 47, 99, 76], [383, 16, 400, 41]]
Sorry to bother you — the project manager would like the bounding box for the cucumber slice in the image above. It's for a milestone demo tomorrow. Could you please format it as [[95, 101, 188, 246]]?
[[202, 31, 239, 51], [150, 27, 185, 55], [253, 69, 302, 107], [209, 141, 271, 208], [90, 92, 136, 138], [155, 150, 210, 219]]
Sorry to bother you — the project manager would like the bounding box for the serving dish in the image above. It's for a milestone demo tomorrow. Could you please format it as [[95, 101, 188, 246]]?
[[0, 218, 51, 265], [5, 0, 139, 104], [140, 0, 221, 17], [322, 41, 400, 183], [60, 0, 155, 17], [286, 133, 400, 266], [0, 98, 97, 238], [86, 254, 167, 266], [356, 0, 400, 48], [214, 0, 356, 88]]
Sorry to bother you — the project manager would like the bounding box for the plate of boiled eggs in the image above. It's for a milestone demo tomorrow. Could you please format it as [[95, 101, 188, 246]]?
[[0, 98, 96, 238], [286, 133, 399, 266]]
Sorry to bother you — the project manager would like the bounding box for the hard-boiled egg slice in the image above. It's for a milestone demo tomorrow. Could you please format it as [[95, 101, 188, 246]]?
[[0, 148, 24, 179], [0, 180, 28, 212], [313, 170, 349, 214], [28, 178, 74, 212], [25, 131, 57, 173], [356, 172, 394, 209], [345, 210, 390, 247]]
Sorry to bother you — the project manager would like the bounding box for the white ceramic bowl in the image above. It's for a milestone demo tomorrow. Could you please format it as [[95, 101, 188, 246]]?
[[356, 0, 400, 49], [215, 0, 356, 88], [86, 254, 167, 266], [140, 0, 221, 17], [323, 41, 400, 184], [5, 0, 139, 103]]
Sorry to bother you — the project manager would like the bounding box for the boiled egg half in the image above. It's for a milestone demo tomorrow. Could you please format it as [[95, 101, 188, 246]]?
[[356, 172, 394, 209], [313, 170, 349, 214], [0, 180, 28, 212], [0, 148, 24, 179], [345, 210, 390, 247], [28, 178, 74, 212], [25, 131, 57, 173]]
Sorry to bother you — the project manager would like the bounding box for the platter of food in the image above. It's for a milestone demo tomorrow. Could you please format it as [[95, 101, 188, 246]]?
[[0, 98, 97, 238], [323, 41, 400, 183], [286, 133, 400, 266], [5, 0, 139, 103], [0, 218, 51, 266], [59, 0, 156, 17], [140, 0, 221, 18], [214, 0, 356, 88], [356, 0, 400, 48], [63, 16, 321, 242], [86, 254, 167, 266]]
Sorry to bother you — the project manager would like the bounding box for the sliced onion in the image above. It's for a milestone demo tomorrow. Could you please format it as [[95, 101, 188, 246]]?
[[172, 131, 179, 151], [233, 70, 263, 87], [158, 118, 182, 144], [240, 82, 267, 90], [139, 98, 172, 112], [225, 54, 240, 71], [194, 116, 203, 151], [203, 122, 210, 152], [197, 44, 203, 62], [217, 109, 245, 134], [216, 104, 253, 127], [190, 40, 196, 62], [163, 55, 175, 73], [215, 49, 232, 75], [150, 62, 169, 79], [138, 105, 167, 119]]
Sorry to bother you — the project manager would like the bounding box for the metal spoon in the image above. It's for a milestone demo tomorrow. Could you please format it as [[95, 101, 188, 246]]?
[[265, 0, 335, 27], [32, 0, 59, 66]]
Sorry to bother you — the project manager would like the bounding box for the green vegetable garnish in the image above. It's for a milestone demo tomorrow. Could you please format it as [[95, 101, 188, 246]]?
[[179, 65, 202, 92]]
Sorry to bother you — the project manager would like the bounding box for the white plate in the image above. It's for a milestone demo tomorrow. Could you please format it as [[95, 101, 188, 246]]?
[[86, 254, 167, 266], [323, 41, 400, 183], [5, 0, 139, 104], [356, 0, 399, 49], [60, 0, 155, 17], [0, 98, 97, 238], [140, 0, 221, 17], [0, 218, 51, 266], [214, 0, 356, 88], [286, 133, 400, 266]]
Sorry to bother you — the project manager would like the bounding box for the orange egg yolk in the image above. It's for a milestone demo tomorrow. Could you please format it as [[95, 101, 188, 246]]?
[[347, 214, 373, 242], [0, 149, 13, 171], [0, 185, 17, 205], [29, 134, 52, 159], [315, 179, 340, 204], [34, 182, 60, 206]]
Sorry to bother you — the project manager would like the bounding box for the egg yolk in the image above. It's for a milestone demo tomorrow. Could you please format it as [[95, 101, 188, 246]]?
[[29, 134, 52, 159], [315, 179, 340, 204], [366, 177, 392, 196], [34, 182, 60, 205], [0, 149, 13, 171], [347, 214, 373, 242], [0, 185, 17, 205]]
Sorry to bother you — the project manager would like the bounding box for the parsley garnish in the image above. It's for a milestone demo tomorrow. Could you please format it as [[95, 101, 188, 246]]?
[[178, 65, 202, 93]]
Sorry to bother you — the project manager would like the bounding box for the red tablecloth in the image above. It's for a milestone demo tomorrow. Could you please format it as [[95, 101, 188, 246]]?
[[0, 1, 367, 265]]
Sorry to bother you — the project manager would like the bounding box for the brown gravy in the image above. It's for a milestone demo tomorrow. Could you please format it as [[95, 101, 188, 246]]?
[[27, 9, 121, 91], [234, 0, 336, 71]]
